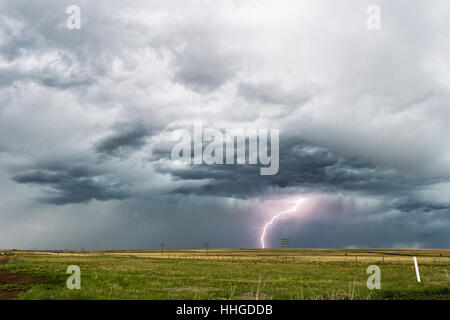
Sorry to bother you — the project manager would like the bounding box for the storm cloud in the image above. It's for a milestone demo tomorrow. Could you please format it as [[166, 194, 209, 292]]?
[[0, 0, 449, 250], [11, 166, 130, 204]]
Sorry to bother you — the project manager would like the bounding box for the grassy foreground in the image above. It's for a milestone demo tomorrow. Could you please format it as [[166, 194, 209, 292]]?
[[0, 249, 449, 300]]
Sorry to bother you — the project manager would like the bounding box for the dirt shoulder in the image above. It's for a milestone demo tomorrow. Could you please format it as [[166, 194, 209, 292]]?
[[0, 256, 41, 300]]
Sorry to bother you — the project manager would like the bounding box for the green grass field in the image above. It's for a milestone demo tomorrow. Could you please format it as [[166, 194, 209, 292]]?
[[0, 249, 449, 300]]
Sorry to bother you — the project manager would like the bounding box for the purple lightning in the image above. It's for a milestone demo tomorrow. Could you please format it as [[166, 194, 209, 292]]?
[[260, 198, 305, 248]]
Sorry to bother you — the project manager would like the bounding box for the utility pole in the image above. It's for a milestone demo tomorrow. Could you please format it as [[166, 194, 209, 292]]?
[[280, 238, 289, 259], [160, 242, 165, 255], [204, 242, 210, 255]]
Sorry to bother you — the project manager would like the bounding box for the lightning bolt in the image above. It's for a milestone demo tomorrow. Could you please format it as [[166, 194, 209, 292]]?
[[260, 198, 304, 248]]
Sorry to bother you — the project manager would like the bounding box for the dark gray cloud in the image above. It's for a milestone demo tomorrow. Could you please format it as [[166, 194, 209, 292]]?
[[12, 166, 130, 205], [394, 201, 450, 213], [95, 123, 151, 157], [0, 0, 449, 250], [154, 136, 416, 199]]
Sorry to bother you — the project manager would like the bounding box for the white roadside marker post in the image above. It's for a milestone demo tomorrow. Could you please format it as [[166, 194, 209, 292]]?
[[413, 256, 421, 282]]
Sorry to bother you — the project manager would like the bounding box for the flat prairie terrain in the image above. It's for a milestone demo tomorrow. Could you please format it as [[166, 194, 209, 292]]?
[[0, 249, 449, 300]]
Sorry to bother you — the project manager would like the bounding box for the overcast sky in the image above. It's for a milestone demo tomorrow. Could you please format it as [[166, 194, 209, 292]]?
[[1, 0, 449, 250]]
